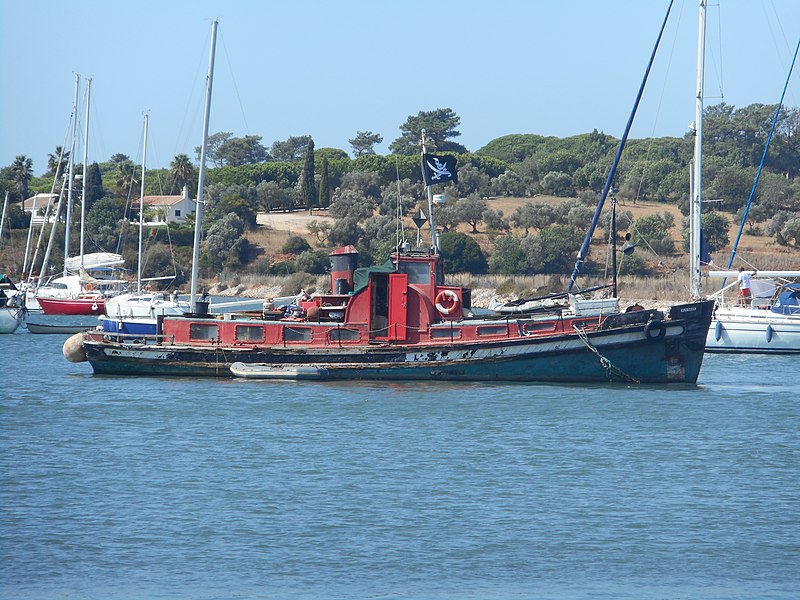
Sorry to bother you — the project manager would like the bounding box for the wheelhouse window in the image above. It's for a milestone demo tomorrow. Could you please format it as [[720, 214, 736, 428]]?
[[477, 325, 508, 337], [430, 327, 461, 340], [235, 325, 264, 342], [190, 323, 218, 341], [397, 261, 431, 285], [284, 326, 312, 342], [329, 328, 360, 342]]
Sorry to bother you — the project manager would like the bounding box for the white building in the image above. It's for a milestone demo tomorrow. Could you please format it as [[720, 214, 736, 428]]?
[[22, 193, 59, 224], [139, 186, 196, 225]]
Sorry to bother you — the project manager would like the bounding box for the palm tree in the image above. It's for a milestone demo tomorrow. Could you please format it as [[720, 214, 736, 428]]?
[[170, 154, 195, 193], [115, 160, 140, 199], [11, 155, 34, 201], [47, 146, 69, 179]]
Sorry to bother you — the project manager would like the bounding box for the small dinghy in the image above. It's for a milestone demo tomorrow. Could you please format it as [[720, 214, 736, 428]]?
[[229, 362, 329, 380], [27, 322, 97, 334]]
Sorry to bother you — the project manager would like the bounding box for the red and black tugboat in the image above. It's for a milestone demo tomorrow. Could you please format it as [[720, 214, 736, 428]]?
[[66, 243, 713, 383]]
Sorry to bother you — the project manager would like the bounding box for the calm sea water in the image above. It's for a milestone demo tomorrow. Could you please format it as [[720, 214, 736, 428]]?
[[1, 323, 798, 600]]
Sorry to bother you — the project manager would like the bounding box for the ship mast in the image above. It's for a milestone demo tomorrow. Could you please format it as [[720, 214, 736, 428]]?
[[689, 0, 706, 299], [190, 19, 218, 312]]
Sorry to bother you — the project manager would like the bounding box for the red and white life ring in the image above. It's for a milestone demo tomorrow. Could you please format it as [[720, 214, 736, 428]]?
[[434, 289, 461, 316]]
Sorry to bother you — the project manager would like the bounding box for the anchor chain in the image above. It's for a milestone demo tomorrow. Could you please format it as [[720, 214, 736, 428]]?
[[573, 325, 640, 384]]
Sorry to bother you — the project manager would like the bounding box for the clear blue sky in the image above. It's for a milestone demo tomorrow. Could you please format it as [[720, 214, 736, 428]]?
[[2, 0, 799, 176]]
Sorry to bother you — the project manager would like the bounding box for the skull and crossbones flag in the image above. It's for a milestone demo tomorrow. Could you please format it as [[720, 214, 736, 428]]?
[[422, 153, 458, 186]]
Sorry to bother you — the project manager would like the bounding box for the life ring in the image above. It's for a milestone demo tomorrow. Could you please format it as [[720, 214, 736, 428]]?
[[85, 283, 94, 291], [435, 289, 461, 316], [643, 319, 666, 341]]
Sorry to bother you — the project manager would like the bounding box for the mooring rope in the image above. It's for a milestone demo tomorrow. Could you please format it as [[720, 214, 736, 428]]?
[[573, 325, 640, 384]]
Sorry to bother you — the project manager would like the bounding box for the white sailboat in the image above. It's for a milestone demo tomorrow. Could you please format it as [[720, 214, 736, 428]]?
[[1, 193, 27, 333], [98, 22, 218, 336], [102, 114, 190, 326], [701, 11, 800, 354], [34, 77, 126, 315], [705, 272, 800, 353], [0, 280, 26, 334]]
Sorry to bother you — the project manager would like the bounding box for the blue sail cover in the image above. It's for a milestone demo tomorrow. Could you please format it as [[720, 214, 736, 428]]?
[[771, 283, 800, 315], [699, 229, 711, 266]]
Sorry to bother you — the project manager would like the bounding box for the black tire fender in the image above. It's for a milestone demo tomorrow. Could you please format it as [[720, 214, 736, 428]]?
[[644, 319, 666, 341]]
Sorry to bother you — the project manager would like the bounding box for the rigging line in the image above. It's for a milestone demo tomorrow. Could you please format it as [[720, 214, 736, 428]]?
[[632, 0, 687, 207], [219, 29, 250, 134], [116, 125, 146, 256], [394, 156, 406, 248], [28, 118, 72, 274], [173, 31, 208, 159], [142, 115, 167, 196], [568, 0, 674, 292], [613, 208, 667, 265], [722, 34, 800, 288], [716, 0, 724, 100], [88, 85, 108, 167], [164, 221, 179, 278], [762, 0, 791, 67]]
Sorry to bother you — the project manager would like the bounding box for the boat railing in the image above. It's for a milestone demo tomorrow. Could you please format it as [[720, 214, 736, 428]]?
[[707, 279, 739, 307], [101, 331, 175, 345]]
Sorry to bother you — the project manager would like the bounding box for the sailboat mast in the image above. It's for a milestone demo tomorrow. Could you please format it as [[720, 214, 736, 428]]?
[[138, 113, 148, 294], [80, 78, 91, 267], [0, 192, 8, 243], [690, 0, 706, 299], [190, 19, 218, 312], [64, 73, 80, 276], [420, 129, 437, 253]]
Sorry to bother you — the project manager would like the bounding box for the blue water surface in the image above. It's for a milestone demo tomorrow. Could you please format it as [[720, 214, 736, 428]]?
[[1, 329, 798, 599]]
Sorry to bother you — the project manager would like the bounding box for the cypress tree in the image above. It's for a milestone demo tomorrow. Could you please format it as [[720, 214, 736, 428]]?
[[300, 138, 316, 215], [318, 157, 330, 208], [84, 162, 105, 212]]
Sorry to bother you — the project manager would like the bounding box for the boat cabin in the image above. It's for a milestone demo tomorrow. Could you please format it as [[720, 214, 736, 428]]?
[[160, 246, 472, 345]]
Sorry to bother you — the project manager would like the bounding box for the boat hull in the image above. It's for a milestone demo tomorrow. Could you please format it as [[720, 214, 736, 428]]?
[[706, 309, 800, 354], [38, 297, 105, 316], [104, 293, 188, 319], [0, 307, 26, 334], [82, 302, 713, 384], [99, 316, 158, 336], [26, 322, 97, 335]]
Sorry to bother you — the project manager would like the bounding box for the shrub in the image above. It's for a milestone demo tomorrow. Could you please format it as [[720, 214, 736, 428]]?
[[282, 235, 312, 255], [439, 231, 488, 274]]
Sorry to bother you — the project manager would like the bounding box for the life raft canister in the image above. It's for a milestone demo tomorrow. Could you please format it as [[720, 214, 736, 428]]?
[[434, 289, 461, 316]]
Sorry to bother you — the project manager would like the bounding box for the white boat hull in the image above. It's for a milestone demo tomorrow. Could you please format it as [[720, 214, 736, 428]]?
[[230, 362, 329, 380], [0, 307, 26, 334], [104, 293, 189, 319], [706, 308, 800, 353]]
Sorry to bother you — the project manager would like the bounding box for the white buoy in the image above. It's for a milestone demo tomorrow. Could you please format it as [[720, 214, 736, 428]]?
[[63, 332, 87, 363]]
